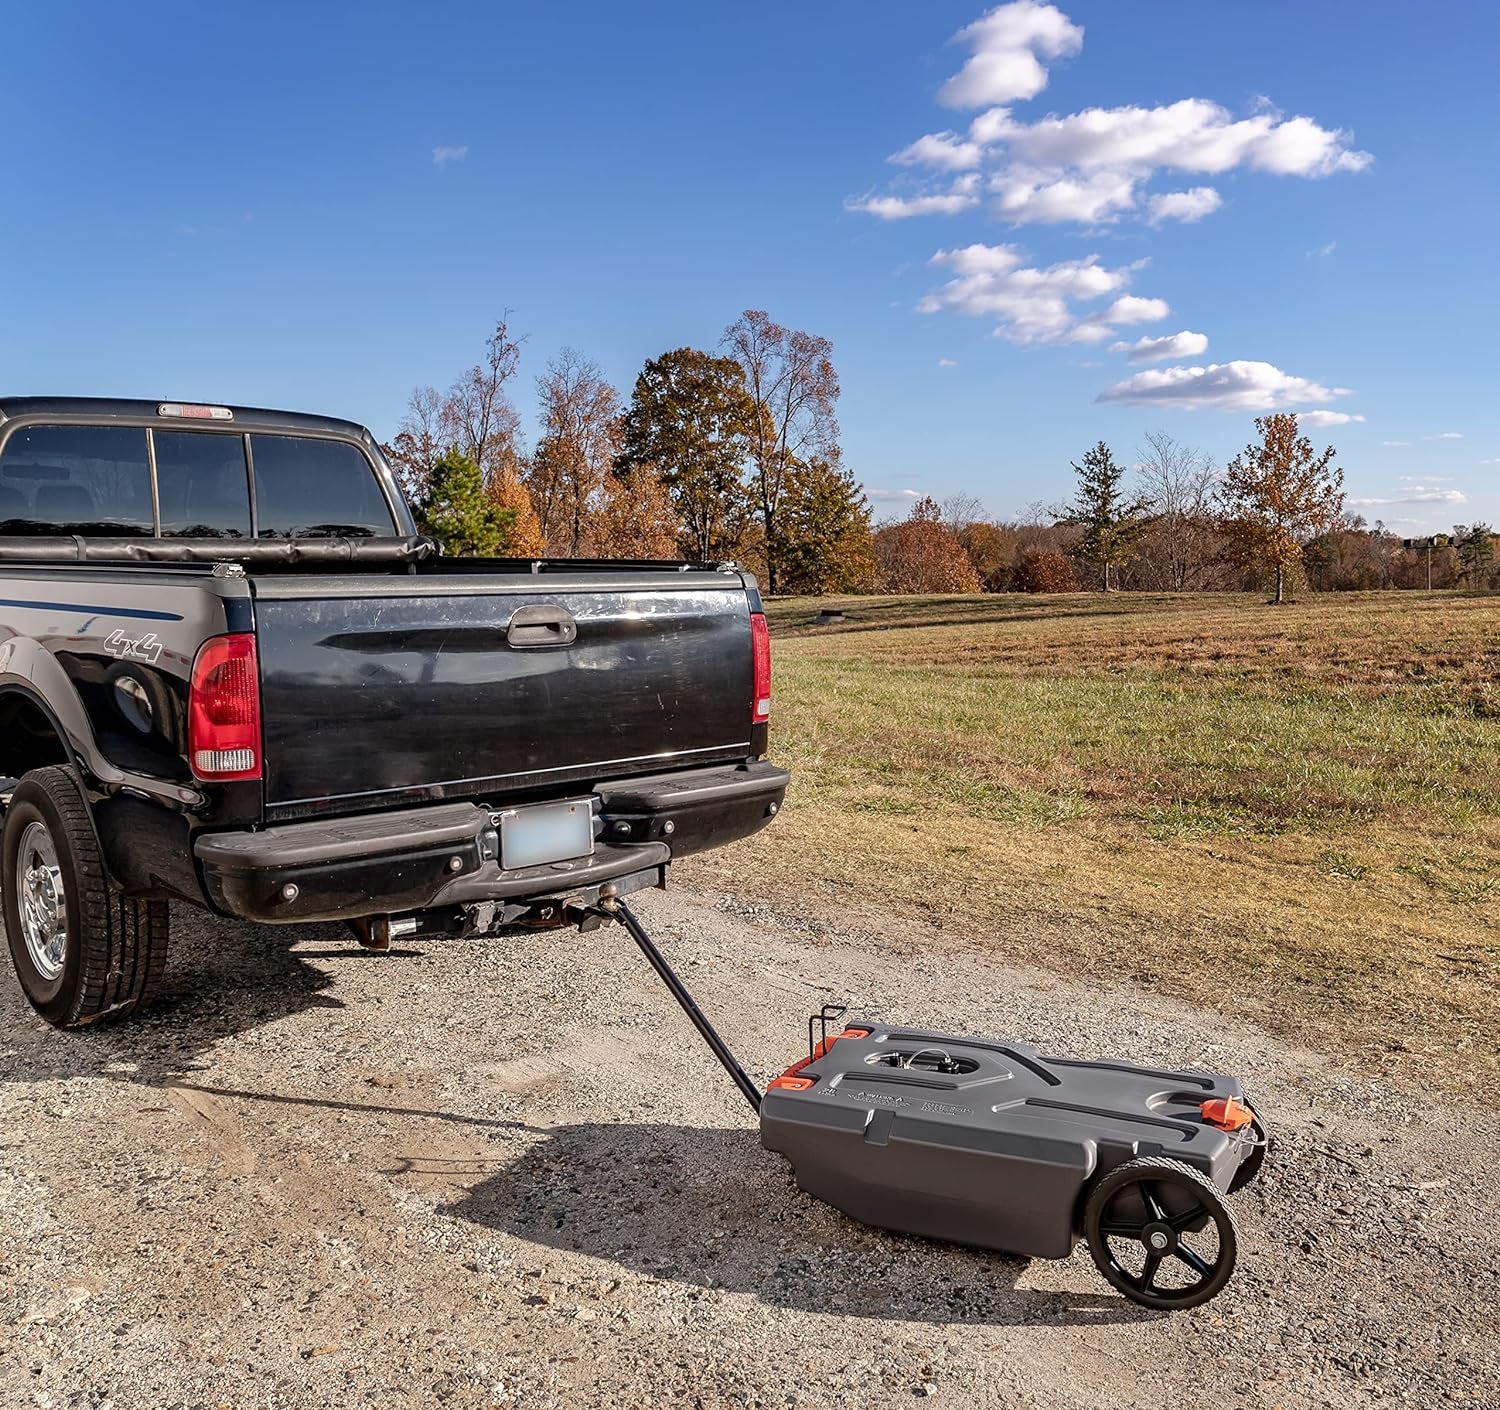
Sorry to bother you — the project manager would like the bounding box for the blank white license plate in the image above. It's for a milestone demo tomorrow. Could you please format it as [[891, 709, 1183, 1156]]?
[[499, 799, 595, 869]]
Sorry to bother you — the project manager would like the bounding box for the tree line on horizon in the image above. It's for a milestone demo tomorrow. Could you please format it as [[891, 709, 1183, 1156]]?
[[383, 310, 871, 596], [384, 314, 1497, 599]]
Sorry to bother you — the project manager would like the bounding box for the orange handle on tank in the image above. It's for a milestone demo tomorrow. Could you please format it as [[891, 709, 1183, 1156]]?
[[1201, 1096, 1255, 1131]]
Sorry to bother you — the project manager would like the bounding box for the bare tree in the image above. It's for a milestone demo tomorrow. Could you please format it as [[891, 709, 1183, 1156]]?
[[386, 315, 527, 499], [527, 348, 620, 555], [940, 492, 987, 531], [386, 384, 448, 500], [723, 310, 841, 595], [1134, 430, 1221, 591], [444, 314, 526, 482]]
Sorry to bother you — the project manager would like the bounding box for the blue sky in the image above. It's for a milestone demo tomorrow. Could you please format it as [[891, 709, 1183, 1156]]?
[[3, 1, 1495, 533]]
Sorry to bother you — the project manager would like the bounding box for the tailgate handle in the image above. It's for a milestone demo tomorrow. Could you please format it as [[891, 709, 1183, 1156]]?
[[507, 604, 578, 647]]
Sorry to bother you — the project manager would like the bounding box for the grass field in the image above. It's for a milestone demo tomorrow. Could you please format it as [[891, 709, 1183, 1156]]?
[[689, 591, 1499, 1094]]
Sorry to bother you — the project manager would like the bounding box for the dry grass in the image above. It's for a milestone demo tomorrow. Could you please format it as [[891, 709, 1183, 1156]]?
[[688, 591, 1500, 1094]]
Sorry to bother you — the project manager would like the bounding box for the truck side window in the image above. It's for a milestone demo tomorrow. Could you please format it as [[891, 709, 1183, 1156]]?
[[250, 435, 395, 538], [0, 425, 153, 535], [153, 431, 251, 539]]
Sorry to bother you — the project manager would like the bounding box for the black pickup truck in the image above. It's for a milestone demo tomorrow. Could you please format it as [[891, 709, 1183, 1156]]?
[[0, 398, 786, 1027]]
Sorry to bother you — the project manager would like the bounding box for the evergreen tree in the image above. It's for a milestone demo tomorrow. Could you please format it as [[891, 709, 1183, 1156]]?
[[1456, 522, 1496, 588], [418, 448, 516, 557], [1065, 441, 1152, 590]]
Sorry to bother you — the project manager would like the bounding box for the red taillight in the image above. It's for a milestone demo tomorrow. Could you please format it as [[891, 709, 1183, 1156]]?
[[188, 633, 262, 781], [750, 611, 771, 723]]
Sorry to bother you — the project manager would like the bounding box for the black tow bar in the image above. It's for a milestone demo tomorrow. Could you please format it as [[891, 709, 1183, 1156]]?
[[592, 895, 763, 1114]]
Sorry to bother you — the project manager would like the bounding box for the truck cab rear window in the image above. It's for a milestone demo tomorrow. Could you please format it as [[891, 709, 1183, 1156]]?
[[250, 435, 393, 538], [154, 431, 252, 538], [0, 425, 153, 535], [0, 424, 391, 540]]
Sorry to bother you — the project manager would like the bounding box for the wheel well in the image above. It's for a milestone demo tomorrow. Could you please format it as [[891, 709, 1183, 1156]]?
[[0, 692, 72, 782]]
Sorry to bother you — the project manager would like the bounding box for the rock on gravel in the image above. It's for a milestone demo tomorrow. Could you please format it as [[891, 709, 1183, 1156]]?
[[0, 888, 1496, 1409]]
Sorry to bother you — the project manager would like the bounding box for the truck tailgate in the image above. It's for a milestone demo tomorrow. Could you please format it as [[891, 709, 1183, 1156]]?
[[250, 570, 755, 820]]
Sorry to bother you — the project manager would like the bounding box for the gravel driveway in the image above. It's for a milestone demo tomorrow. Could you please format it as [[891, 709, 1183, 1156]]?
[[1, 888, 1495, 1409]]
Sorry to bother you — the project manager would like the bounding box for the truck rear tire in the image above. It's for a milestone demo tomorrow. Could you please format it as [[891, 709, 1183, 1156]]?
[[2, 765, 169, 1028]]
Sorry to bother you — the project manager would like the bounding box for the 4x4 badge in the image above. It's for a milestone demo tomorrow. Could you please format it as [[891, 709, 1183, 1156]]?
[[104, 629, 164, 665]]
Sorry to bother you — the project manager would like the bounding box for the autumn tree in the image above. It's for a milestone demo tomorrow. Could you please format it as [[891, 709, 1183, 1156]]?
[[957, 522, 1016, 590], [1134, 430, 1221, 592], [1219, 413, 1345, 604], [723, 310, 841, 595], [940, 495, 1013, 591], [1012, 548, 1080, 593], [584, 467, 681, 560], [1065, 441, 1152, 591], [417, 449, 517, 557], [487, 467, 545, 556], [615, 347, 758, 562], [873, 497, 981, 593], [1303, 516, 1405, 591], [777, 458, 875, 594], [527, 348, 620, 555]]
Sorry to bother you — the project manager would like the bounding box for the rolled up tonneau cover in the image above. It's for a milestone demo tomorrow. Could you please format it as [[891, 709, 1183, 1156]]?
[[0, 535, 441, 564]]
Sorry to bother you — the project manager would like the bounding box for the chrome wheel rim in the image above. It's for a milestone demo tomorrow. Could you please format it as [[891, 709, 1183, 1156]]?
[[16, 821, 68, 981]]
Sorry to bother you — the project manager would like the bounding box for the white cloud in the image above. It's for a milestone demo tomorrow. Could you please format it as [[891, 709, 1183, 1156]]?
[[928, 242, 1028, 275], [937, 358, 959, 367], [1352, 487, 1467, 507], [1307, 240, 1337, 257], [939, 1, 1084, 109], [432, 145, 468, 167], [976, 99, 1370, 177], [892, 132, 983, 171], [990, 166, 1138, 224], [853, 5, 1372, 229], [1147, 186, 1223, 225], [1428, 431, 1463, 440], [1480, 459, 1500, 466], [1101, 294, 1169, 325], [919, 243, 1168, 344], [1113, 330, 1209, 363], [866, 487, 924, 502], [847, 176, 980, 219], [1297, 410, 1366, 427], [1381, 440, 1411, 447], [1097, 359, 1352, 411]]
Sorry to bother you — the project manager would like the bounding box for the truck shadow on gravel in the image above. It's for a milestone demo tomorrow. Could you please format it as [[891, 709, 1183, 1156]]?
[[0, 906, 351, 1082], [441, 1120, 1148, 1327]]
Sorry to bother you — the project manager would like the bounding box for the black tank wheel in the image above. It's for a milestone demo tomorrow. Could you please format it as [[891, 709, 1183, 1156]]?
[[1083, 1156, 1237, 1311]]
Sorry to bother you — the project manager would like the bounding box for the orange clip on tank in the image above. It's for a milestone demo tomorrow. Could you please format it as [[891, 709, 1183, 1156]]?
[[1200, 1097, 1255, 1131]]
